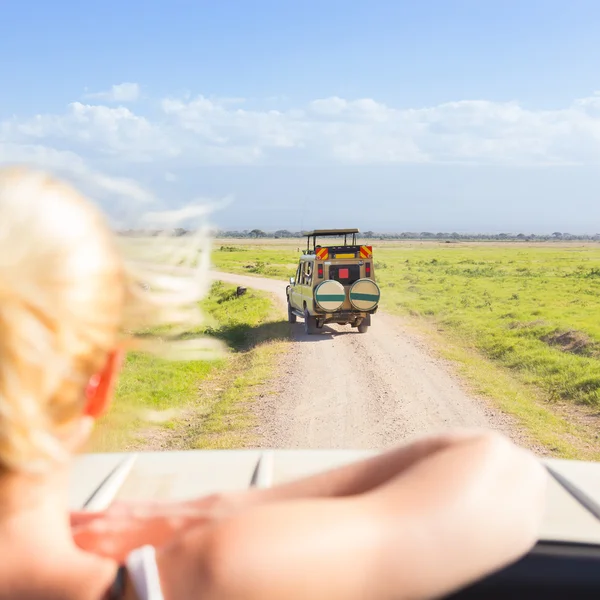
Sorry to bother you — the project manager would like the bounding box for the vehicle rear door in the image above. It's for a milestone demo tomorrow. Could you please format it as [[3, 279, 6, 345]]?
[[328, 263, 361, 310]]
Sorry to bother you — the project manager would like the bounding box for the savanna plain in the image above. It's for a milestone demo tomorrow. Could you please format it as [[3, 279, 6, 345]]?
[[92, 238, 600, 461]]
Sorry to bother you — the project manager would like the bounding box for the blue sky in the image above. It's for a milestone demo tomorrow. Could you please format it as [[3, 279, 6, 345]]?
[[2, 0, 600, 232]]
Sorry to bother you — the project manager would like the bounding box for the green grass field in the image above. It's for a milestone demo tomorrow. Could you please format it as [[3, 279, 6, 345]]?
[[214, 243, 300, 279], [89, 281, 289, 452], [212, 239, 600, 457], [376, 245, 600, 406]]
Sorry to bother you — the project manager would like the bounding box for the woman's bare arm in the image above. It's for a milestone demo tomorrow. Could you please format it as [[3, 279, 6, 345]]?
[[71, 430, 487, 559], [230, 430, 479, 507], [157, 432, 548, 600], [75, 430, 479, 523]]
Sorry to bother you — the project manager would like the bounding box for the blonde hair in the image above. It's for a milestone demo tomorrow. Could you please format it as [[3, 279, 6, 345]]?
[[0, 166, 220, 473]]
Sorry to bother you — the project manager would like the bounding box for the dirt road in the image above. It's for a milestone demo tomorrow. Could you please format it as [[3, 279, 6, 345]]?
[[213, 271, 521, 450]]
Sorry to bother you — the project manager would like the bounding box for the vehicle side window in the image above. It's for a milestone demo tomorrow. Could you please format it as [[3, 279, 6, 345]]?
[[297, 262, 304, 285], [295, 264, 302, 285], [305, 262, 313, 286]]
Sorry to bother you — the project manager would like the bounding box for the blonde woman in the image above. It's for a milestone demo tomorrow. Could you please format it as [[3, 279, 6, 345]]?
[[0, 166, 547, 600]]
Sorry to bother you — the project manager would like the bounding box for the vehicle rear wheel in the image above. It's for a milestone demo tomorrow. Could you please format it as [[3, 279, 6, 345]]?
[[288, 301, 297, 323], [304, 309, 317, 335], [357, 322, 369, 334]]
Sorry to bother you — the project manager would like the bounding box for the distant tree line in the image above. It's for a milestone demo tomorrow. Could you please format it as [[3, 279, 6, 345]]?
[[118, 228, 600, 242], [119, 227, 190, 237]]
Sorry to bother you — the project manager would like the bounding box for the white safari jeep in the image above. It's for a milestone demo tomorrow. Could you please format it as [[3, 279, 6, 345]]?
[[286, 229, 381, 334]]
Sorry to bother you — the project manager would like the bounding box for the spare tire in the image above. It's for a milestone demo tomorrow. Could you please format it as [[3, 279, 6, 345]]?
[[314, 280, 346, 312], [349, 278, 380, 312]]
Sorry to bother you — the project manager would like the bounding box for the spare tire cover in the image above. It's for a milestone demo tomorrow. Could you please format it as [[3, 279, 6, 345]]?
[[349, 278, 381, 311], [314, 280, 346, 312]]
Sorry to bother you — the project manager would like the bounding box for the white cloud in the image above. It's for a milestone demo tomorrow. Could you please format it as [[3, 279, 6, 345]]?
[[10, 90, 600, 169], [2, 101, 172, 162], [5, 87, 600, 215], [84, 82, 141, 103]]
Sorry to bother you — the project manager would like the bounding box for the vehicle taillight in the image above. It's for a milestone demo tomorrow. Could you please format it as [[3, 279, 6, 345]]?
[[365, 262, 371, 277], [318, 264, 324, 279]]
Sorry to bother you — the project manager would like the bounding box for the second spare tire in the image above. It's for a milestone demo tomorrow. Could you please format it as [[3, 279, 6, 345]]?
[[349, 278, 380, 312]]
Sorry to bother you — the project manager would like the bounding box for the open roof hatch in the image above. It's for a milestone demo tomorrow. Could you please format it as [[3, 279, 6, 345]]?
[[303, 229, 360, 254]]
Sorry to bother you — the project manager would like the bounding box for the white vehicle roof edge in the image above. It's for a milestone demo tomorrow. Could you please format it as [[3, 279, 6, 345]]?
[[69, 450, 600, 546], [249, 450, 275, 489], [83, 454, 138, 511]]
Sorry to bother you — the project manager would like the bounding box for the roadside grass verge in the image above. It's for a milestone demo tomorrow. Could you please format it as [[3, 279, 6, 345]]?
[[404, 318, 600, 460], [179, 333, 286, 449], [375, 246, 600, 407], [211, 240, 600, 458], [377, 245, 600, 458], [88, 281, 290, 452]]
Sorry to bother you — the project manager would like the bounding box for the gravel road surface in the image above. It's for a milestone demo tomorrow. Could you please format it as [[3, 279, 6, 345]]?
[[213, 271, 523, 450]]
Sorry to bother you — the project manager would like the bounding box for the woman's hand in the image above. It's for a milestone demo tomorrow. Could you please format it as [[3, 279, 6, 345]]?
[[71, 494, 234, 562]]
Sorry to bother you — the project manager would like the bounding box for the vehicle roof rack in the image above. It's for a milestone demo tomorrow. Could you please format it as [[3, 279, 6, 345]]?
[[302, 229, 361, 255], [303, 229, 360, 237]]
